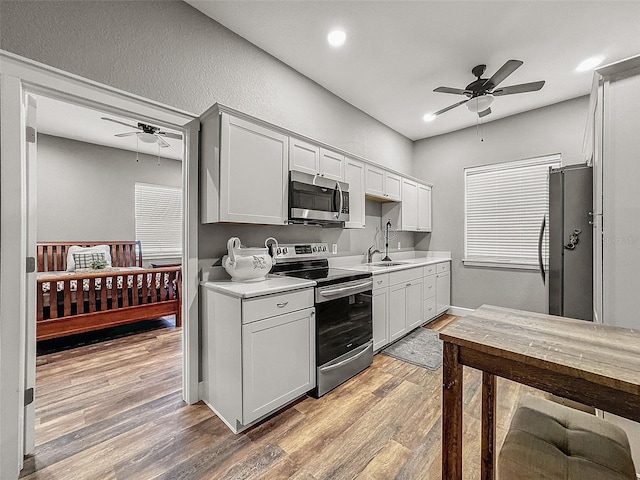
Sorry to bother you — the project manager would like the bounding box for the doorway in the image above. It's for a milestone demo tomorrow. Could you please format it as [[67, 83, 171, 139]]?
[[0, 52, 199, 477], [30, 92, 186, 455]]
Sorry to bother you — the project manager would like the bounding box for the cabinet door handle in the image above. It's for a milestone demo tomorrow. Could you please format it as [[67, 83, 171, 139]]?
[[377, 280, 383, 285], [276, 302, 289, 308], [406, 283, 411, 287]]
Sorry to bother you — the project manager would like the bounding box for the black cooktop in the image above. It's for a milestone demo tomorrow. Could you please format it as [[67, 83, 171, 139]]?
[[272, 259, 371, 287]]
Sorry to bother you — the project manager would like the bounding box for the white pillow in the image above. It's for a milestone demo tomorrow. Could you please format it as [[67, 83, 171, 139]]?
[[66, 245, 112, 271]]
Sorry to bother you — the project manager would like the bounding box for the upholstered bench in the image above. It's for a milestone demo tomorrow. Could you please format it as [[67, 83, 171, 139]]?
[[499, 395, 636, 480]]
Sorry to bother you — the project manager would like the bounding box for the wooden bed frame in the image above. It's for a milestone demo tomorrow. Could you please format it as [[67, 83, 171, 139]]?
[[36, 241, 181, 341]]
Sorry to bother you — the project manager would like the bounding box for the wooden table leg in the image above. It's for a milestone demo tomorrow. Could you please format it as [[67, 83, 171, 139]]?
[[442, 341, 463, 480], [481, 371, 497, 480]]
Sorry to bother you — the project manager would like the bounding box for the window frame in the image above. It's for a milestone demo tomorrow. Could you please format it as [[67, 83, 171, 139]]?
[[463, 154, 562, 270]]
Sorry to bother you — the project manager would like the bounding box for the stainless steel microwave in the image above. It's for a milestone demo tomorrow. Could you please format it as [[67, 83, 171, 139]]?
[[288, 171, 349, 227]]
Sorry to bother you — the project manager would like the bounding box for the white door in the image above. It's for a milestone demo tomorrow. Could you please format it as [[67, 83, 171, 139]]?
[[436, 271, 451, 314], [242, 308, 315, 424], [406, 281, 423, 330], [344, 158, 365, 229], [417, 184, 432, 232], [24, 94, 38, 455], [372, 289, 389, 351], [389, 283, 407, 342], [401, 179, 418, 231]]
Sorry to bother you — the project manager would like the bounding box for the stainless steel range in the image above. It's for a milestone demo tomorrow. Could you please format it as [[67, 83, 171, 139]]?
[[272, 243, 373, 397]]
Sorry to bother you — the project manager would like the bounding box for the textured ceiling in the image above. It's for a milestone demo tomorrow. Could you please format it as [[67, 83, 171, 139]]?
[[186, 0, 640, 140]]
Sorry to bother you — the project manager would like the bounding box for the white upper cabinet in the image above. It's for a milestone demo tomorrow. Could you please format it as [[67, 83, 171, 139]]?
[[201, 107, 288, 225], [417, 183, 432, 232], [385, 172, 402, 201], [289, 137, 344, 181], [382, 179, 432, 232], [344, 157, 365, 229], [319, 148, 344, 181], [365, 164, 402, 201], [400, 178, 419, 231], [289, 137, 319, 177]]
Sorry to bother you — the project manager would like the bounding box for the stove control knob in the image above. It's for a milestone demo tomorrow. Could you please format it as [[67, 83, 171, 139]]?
[[283, 247, 288, 254], [322, 245, 327, 251], [312, 246, 317, 252], [277, 247, 282, 255]]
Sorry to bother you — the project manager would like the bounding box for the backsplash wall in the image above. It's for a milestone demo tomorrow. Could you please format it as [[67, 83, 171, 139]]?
[[198, 200, 416, 263]]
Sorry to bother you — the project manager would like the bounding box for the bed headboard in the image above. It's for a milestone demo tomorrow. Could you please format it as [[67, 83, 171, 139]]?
[[37, 241, 143, 272]]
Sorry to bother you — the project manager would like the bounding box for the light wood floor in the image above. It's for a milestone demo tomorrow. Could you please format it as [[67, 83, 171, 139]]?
[[22, 315, 542, 480]]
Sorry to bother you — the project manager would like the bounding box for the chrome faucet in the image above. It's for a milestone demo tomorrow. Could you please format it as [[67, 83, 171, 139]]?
[[367, 245, 381, 263]]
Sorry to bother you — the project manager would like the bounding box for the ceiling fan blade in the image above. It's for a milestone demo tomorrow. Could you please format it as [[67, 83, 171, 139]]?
[[434, 86, 471, 96], [478, 107, 492, 118], [114, 131, 139, 137], [157, 131, 183, 140], [493, 81, 545, 96], [154, 134, 170, 148], [485, 60, 523, 89], [434, 98, 470, 117], [101, 117, 140, 130]]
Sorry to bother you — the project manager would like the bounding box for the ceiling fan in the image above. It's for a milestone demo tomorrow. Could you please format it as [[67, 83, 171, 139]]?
[[101, 117, 182, 147], [430, 60, 545, 119]]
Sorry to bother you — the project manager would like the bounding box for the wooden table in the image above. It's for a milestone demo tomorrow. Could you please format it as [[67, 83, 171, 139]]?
[[439, 304, 640, 480]]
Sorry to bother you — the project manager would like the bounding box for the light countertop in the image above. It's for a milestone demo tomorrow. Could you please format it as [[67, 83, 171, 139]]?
[[201, 276, 315, 299], [340, 256, 451, 275]]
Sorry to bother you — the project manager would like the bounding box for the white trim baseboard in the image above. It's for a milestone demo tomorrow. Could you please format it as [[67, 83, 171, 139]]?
[[447, 306, 474, 317]]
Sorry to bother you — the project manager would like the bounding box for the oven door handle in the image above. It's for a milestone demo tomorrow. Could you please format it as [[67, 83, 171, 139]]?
[[319, 342, 372, 373], [318, 280, 373, 297]]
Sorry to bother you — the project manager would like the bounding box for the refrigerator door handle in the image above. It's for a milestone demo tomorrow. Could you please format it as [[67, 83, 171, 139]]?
[[538, 215, 546, 285]]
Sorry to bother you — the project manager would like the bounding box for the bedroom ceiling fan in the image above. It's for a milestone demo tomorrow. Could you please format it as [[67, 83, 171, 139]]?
[[429, 60, 545, 120], [101, 117, 182, 148]]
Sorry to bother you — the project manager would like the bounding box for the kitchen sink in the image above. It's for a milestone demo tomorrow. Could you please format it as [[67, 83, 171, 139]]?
[[368, 261, 408, 268]]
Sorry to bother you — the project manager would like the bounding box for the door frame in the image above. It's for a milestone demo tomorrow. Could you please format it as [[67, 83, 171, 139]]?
[[0, 50, 199, 478]]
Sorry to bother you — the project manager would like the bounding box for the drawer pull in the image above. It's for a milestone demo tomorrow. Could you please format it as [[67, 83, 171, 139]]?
[[406, 283, 411, 287], [276, 302, 289, 308]]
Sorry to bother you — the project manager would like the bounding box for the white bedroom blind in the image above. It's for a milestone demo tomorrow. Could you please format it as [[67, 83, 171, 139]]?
[[135, 183, 182, 259], [464, 154, 561, 268]]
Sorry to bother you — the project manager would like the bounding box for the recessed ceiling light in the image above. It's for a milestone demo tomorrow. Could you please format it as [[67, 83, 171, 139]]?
[[576, 56, 605, 72], [423, 113, 436, 122], [327, 29, 346, 47]]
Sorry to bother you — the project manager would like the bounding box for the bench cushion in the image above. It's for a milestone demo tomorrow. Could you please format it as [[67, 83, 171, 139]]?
[[499, 395, 636, 480]]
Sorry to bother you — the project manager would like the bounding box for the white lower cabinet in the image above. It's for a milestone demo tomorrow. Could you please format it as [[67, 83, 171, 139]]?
[[372, 274, 390, 351], [388, 267, 423, 342], [389, 283, 408, 342], [201, 286, 315, 433], [436, 270, 451, 314], [371, 262, 449, 351], [423, 272, 437, 321], [242, 309, 315, 424], [424, 261, 451, 321]]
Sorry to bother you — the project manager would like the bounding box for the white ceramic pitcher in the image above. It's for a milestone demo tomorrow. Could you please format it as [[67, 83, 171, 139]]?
[[222, 237, 278, 282]]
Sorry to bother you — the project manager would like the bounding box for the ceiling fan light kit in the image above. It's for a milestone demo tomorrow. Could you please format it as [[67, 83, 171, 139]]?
[[466, 95, 494, 113], [430, 59, 545, 122]]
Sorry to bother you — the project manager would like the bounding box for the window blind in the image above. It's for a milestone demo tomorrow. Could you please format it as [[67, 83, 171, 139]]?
[[135, 183, 183, 259], [464, 154, 561, 268]]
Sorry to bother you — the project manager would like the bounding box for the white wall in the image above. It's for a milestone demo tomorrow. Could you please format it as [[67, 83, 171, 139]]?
[[413, 96, 589, 312], [0, 0, 413, 174], [37, 134, 181, 242]]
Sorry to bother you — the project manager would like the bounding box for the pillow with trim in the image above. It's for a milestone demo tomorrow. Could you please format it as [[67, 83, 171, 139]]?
[[66, 245, 112, 271]]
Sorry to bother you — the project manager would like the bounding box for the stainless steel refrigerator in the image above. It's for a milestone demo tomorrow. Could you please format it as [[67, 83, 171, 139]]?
[[541, 164, 593, 321]]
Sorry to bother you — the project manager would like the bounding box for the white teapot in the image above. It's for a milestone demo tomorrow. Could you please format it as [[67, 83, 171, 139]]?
[[222, 237, 278, 282]]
